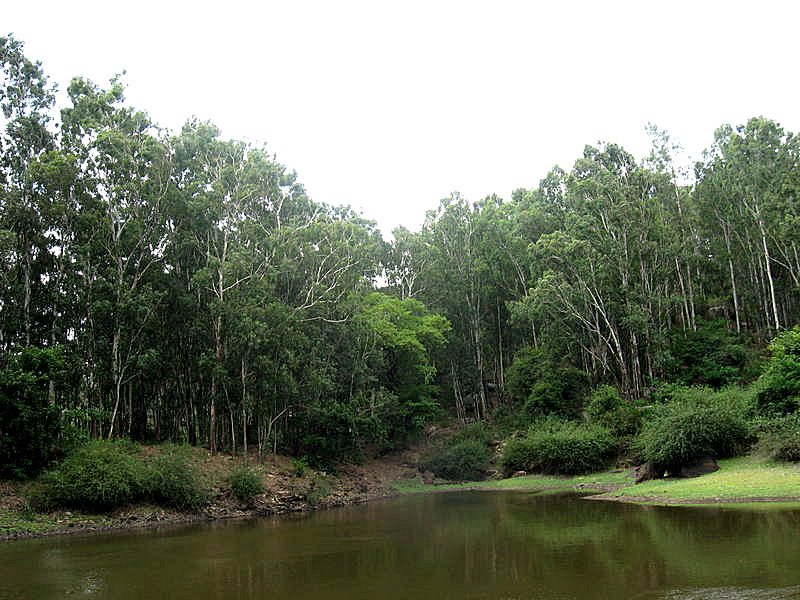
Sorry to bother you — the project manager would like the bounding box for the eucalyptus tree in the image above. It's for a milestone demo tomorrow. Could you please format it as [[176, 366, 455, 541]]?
[[525, 144, 683, 396], [416, 193, 494, 418], [170, 121, 288, 452], [61, 77, 171, 438], [696, 117, 800, 336], [0, 35, 56, 348]]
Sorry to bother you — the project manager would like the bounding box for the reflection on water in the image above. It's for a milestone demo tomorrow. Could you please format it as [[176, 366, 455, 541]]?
[[662, 586, 800, 599], [1, 491, 799, 600]]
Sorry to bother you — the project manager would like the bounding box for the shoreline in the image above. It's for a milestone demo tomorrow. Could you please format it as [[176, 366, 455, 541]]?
[[4, 455, 799, 542]]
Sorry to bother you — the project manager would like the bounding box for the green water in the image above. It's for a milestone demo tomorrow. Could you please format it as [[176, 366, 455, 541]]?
[[2, 491, 800, 599]]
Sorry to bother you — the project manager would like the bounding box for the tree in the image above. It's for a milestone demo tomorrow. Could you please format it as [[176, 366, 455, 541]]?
[[0, 347, 64, 478]]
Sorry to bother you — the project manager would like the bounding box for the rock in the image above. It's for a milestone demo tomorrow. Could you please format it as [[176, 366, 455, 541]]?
[[512, 470, 527, 478], [679, 455, 719, 478], [633, 462, 659, 483], [422, 471, 435, 484]]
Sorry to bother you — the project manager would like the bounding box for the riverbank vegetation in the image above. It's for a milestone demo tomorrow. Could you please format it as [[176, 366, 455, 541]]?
[[2, 34, 800, 524]]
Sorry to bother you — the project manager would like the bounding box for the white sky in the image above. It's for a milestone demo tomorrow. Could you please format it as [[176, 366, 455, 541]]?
[[6, 1, 800, 236]]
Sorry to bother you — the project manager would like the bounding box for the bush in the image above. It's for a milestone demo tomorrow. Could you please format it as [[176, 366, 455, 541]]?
[[506, 347, 552, 402], [505, 347, 591, 419], [307, 473, 334, 506], [665, 318, 754, 388], [757, 327, 800, 415], [420, 439, 491, 481], [501, 420, 615, 475], [291, 456, 310, 477], [31, 441, 207, 513], [143, 453, 207, 511], [229, 466, 265, 503], [35, 440, 147, 511], [450, 422, 493, 445], [525, 368, 590, 419], [585, 385, 641, 437], [0, 347, 65, 479], [754, 413, 800, 462], [633, 393, 752, 474]]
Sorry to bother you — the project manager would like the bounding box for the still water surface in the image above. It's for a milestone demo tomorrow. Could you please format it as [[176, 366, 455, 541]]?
[[1, 491, 800, 600]]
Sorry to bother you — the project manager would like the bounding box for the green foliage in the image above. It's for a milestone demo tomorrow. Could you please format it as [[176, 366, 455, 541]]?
[[506, 347, 590, 419], [228, 466, 265, 503], [490, 403, 533, 435], [291, 456, 310, 477], [31, 441, 207, 512], [420, 439, 491, 481], [525, 367, 590, 419], [142, 452, 207, 511], [501, 419, 615, 475], [307, 473, 334, 506], [585, 385, 641, 437], [4, 36, 800, 472], [450, 422, 493, 445], [665, 319, 753, 388], [35, 441, 146, 512], [753, 413, 800, 462], [293, 400, 368, 466], [506, 347, 551, 402], [757, 327, 800, 415], [353, 293, 451, 444], [0, 347, 65, 479], [633, 388, 753, 474]]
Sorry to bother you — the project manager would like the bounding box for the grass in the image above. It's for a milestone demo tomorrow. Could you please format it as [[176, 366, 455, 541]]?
[[395, 456, 800, 506], [608, 456, 800, 502], [0, 508, 112, 537], [392, 469, 633, 495]]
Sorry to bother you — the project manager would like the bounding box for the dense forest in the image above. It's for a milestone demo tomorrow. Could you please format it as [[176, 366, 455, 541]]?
[[2, 35, 800, 476]]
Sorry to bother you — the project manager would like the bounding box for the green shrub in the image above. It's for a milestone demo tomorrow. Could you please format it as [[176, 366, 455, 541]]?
[[585, 385, 642, 437], [633, 394, 752, 474], [491, 403, 533, 434], [665, 318, 754, 388], [143, 453, 207, 511], [450, 422, 493, 445], [506, 347, 552, 402], [501, 420, 615, 475], [754, 413, 800, 462], [505, 347, 590, 418], [0, 347, 65, 479], [757, 327, 800, 415], [307, 473, 334, 506], [524, 367, 590, 419], [291, 456, 310, 477], [30, 441, 207, 513], [229, 466, 265, 503], [420, 439, 491, 481], [35, 440, 146, 511]]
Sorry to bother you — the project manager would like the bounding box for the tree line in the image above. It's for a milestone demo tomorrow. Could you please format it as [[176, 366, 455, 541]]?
[[2, 35, 799, 470]]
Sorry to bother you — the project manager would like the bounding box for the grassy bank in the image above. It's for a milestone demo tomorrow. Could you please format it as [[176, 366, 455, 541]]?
[[605, 456, 800, 503], [392, 469, 632, 495], [394, 456, 800, 505]]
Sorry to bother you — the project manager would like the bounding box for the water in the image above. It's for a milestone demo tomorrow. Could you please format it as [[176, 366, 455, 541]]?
[[1, 491, 799, 599]]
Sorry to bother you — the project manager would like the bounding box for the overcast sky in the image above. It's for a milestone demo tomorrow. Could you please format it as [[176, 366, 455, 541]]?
[[6, 1, 800, 236]]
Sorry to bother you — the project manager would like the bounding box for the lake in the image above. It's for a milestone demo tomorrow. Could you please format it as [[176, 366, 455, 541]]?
[[1, 491, 800, 599]]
